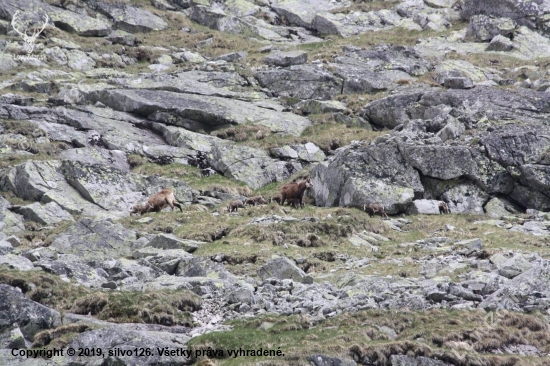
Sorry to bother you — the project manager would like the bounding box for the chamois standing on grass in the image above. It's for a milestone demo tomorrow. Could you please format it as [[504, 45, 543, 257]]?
[[280, 177, 312, 208], [439, 201, 450, 214], [227, 200, 245, 213], [130, 188, 182, 215], [362, 203, 388, 218]]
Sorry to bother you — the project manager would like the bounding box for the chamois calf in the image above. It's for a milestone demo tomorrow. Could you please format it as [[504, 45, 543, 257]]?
[[130, 188, 182, 215], [362, 203, 388, 218], [270, 194, 282, 204], [280, 177, 312, 208], [245, 195, 267, 206], [439, 201, 450, 214], [227, 200, 245, 213]]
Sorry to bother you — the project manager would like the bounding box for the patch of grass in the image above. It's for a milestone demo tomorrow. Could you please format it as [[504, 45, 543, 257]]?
[[32, 323, 93, 349], [0, 269, 201, 327], [71, 290, 201, 326], [130, 161, 253, 193], [188, 309, 550, 365]]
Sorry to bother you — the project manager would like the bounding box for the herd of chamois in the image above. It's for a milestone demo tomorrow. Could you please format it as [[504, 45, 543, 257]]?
[[130, 177, 451, 217]]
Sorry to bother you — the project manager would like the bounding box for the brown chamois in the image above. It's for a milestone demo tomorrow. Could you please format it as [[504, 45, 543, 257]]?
[[439, 201, 450, 214], [245, 195, 267, 206], [280, 177, 312, 208], [130, 188, 182, 215], [227, 200, 244, 213], [270, 194, 282, 204], [362, 203, 388, 218]]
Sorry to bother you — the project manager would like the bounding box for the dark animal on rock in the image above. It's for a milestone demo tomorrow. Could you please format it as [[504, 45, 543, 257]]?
[[130, 188, 182, 215], [362, 203, 388, 218], [280, 177, 312, 208]]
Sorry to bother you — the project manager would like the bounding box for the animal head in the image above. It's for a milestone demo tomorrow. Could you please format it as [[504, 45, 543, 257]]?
[[304, 176, 312, 188]]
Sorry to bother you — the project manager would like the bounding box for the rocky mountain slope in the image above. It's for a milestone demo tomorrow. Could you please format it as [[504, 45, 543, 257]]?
[[1, 0, 550, 365]]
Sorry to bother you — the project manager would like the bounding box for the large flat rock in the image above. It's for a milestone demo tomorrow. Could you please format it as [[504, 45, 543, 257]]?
[[0, 0, 111, 36], [91, 89, 311, 136]]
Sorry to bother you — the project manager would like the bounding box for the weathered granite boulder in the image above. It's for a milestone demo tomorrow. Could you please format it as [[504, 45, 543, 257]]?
[[175, 257, 235, 281], [0, 284, 62, 343], [0, 0, 111, 36], [0, 254, 35, 271], [90, 88, 311, 137], [309, 354, 357, 366], [264, 51, 308, 67], [406, 199, 442, 215], [96, 2, 169, 32], [59, 148, 130, 172], [361, 87, 550, 129], [460, 0, 548, 34], [50, 218, 145, 261], [270, 0, 345, 29], [255, 64, 343, 101], [258, 257, 313, 284], [207, 144, 301, 189], [106, 30, 138, 46], [17, 201, 74, 225], [0, 197, 25, 234], [311, 142, 423, 213], [484, 197, 519, 217], [269, 143, 326, 163], [64, 325, 191, 365], [464, 15, 517, 42], [479, 259, 550, 311], [147, 233, 201, 253], [441, 182, 489, 215]]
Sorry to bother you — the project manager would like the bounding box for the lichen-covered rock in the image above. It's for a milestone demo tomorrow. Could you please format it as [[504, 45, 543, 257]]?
[[0, 0, 111, 36], [255, 65, 342, 101], [59, 148, 130, 172], [148, 233, 201, 253], [270, 0, 345, 29], [258, 257, 313, 284], [17, 201, 74, 225], [0, 254, 35, 271], [484, 197, 518, 218], [0, 197, 24, 234], [50, 218, 145, 261], [465, 15, 517, 42], [175, 257, 236, 282], [294, 99, 347, 114], [106, 30, 137, 46], [91, 88, 311, 137], [264, 51, 308, 67], [96, 2, 168, 32], [311, 142, 423, 213], [208, 143, 301, 189], [441, 182, 488, 215], [460, 0, 546, 33], [0, 284, 62, 343], [65, 50, 96, 71], [64, 325, 191, 365], [406, 199, 442, 215], [270, 142, 326, 163], [479, 258, 550, 311], [361, 87, 550, 129]]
